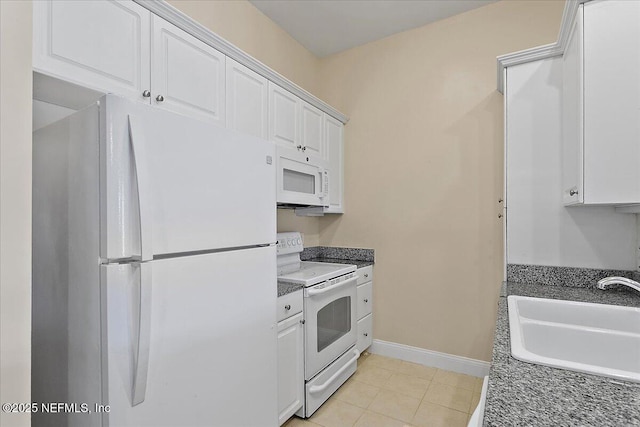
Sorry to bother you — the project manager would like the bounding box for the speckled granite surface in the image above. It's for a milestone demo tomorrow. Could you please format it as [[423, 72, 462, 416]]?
[[485, 282, 640, 427], [301, 246, 374, 263], [507, 264, 637, 288], [277, 281, 303, 298], [305, 257, 373, 269]]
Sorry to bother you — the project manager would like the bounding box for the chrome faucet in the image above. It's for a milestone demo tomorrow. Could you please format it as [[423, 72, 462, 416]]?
[[597, 277, 640, 293]]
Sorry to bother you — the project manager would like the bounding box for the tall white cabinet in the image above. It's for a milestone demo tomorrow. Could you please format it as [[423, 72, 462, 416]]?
[[562, 0, 640, 206], [226, 58, 268, 139], [324, 115, 345, 213]]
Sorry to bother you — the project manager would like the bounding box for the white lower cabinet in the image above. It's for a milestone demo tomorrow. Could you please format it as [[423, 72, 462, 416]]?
[[277, 292, 304, 426], [356, 266, 373, 354], [357, 314, 373, 353]]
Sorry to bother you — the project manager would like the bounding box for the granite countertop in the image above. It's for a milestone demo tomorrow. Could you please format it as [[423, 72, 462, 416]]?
[[277, 281, 303, 298], [484, 282, 640, 426], [305, 257, 374, 269], [277, 245, 375, 297]]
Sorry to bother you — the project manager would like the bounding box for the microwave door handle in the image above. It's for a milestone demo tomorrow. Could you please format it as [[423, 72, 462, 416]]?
[[306, 276, 357, 296]]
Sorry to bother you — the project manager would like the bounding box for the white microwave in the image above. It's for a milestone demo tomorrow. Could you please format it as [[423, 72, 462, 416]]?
[[276, 147, 329, 207]]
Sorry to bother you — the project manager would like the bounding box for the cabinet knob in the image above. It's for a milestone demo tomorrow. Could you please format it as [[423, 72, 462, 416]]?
[[300, 319, 305, 325], [302, 146, 307, 151], [498, 214, 503, 219], [363, 333, 368, 337], [364, 299, 369, 303], [364, 274, 369, 278], [569, 189, 579, 196], [284, 304, 291, 310], [142, 90, 151, 98], [156, 95, 165, 102], [296, 145, 302, 150]]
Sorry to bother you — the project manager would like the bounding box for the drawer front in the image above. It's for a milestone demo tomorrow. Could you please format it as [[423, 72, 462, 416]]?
[[357, 314, 373, 353], [356, 266, 373, 286], [277, 289, 303, 322], [356, 282, 373, 319]]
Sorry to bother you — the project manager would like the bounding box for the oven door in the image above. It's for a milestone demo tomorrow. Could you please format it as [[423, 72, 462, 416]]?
[[276, 148, 329, 207], [304, 275, 357, 380]]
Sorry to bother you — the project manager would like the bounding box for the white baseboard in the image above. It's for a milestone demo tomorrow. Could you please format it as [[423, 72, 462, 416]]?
[[368, 339, 490, 378]]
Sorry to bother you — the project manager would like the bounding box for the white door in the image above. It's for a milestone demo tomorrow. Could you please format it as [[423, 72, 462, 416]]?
[[561, 6, 584, 205], [324, 115, 344, 213], [269, 82, 300, 150], [226, 58, 269, 139], [33, 0, 151, 102], [300, 102, 325, 159], [102, 246, 277, 427], [100, 95, 275, 261], [151, 16, 226, 125], [583, 0, 640, 204], [277, 312, 304, 425]]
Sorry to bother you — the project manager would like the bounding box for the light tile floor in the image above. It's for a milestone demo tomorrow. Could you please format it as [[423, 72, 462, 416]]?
[[283, 352, 483, 427]]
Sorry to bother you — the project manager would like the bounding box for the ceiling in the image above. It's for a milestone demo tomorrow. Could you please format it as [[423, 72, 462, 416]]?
[[250, 0, 499, 57]]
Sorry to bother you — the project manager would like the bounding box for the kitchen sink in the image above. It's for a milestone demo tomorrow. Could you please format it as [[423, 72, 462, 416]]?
[[508, 295, 640, 383]]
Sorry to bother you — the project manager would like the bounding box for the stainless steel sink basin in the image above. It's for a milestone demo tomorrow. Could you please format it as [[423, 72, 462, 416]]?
[[508, 295, 640, 383]]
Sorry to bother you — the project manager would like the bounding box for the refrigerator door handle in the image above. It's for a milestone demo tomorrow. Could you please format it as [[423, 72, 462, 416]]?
[[132, 262, 152, 406], [128, 115, 153, 262]]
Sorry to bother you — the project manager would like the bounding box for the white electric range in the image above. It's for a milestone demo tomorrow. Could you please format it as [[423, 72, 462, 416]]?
[[277, 232, 359, 418]]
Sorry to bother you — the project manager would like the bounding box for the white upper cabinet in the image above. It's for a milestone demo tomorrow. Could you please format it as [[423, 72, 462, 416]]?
[[561, 6, 584, 205], [269, 82, 301, 150], [324, 115, 344, 213], [33, 0, 151, 102], [226, 58, 268, 139], [151, 16, 226, 125], [562, 0, 640, 205], [300, 102, 325, 159]]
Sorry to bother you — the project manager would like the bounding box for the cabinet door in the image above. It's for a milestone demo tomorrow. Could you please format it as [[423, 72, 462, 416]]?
[[151, 16, 226, 125], [277, 312, 304, 425], [226, 58, 268, 139], [583, 0, 640, 204], [356, 282, 373, 320], [357, 314, 373, 354], [324, 115, 345, 213], [33, 0, 151, 102], [269, 82, 300, 150], [300, 102, 325, 159], [561, 6, 584, 205]]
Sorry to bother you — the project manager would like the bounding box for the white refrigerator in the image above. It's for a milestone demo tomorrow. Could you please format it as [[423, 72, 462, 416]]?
[[32, 95, 278, 426]]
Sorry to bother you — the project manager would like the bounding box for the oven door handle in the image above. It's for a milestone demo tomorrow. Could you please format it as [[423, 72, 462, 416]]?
[[308, 348, 360, 395], [306, 276, 357, 296]]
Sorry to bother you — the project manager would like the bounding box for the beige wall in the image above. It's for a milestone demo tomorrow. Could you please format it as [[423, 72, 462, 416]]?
[[315, 0, 564, 361], [0, 1, 32, 426], [167, 0, 320, 94]]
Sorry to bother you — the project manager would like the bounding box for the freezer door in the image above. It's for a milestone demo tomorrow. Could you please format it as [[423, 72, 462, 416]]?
[[101, 245, 277, 426], [100, 95, 276, 261]]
